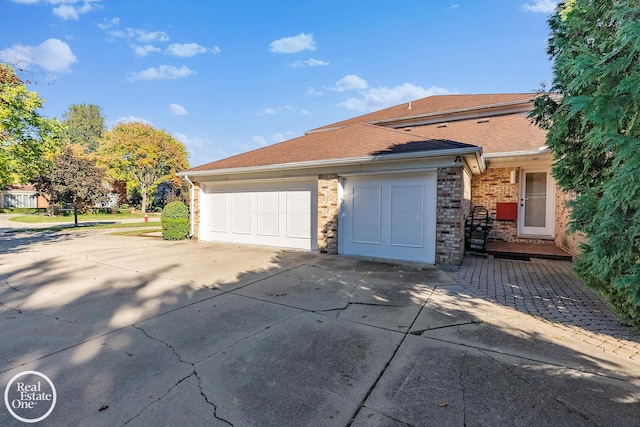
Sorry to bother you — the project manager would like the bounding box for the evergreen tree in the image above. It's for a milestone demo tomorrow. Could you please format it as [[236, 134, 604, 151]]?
[[62, 103, 105, 153], [531, 0, 640, 325]]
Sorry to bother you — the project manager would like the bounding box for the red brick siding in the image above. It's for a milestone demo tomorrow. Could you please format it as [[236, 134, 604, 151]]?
[[317, 174, 339, 254], [436, 167, 465, 265]]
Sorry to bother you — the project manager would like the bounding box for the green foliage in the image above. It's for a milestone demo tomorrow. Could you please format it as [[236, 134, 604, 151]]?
[[100, 122, 189, 213], [32, 145, 109, 226], [531, 0, 640, 325], [0, 63, 65, 188], [161, 201, 189, 240], [63, 103, 105, 153]]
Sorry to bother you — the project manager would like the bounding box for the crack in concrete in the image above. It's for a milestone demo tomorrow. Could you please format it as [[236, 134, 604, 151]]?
[[421, 335, 631, 383], [361, 406, 415, 426], [122, 372, 195, 426], [479, 349, 594, 424], [410, 321, 482, 336], [316, 301, 405, 314], [3, 281, 27, 293], [194, 310, 304, 364], [347, 289, 437, 426], [132, 325, 234, 426], [0, 301, 97, 324], [552, 396, 593, 424]]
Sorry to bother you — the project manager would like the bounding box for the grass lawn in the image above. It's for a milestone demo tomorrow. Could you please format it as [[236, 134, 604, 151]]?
[[7, 222, 162, 233], [9, 212, 159, 223]]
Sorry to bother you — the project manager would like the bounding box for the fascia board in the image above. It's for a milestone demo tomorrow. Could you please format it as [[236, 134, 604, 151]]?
[[178, 147, 482, 178]]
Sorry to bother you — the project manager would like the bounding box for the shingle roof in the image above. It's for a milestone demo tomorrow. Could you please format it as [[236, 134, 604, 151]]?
[[404, 114, 547, 154], [184, 93, 546, 174], [310, 93, 538, 131], [184, 123, 477, 173]]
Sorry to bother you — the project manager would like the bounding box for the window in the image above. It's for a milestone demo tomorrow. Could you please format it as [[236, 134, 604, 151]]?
[[3, 193, 37, 208]]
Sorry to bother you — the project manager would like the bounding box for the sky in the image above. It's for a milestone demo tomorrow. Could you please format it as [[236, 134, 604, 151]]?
[[0, 0, 559, 168]]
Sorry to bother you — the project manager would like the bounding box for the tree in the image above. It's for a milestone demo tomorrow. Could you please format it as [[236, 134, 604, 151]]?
[[100, 122, 189, 213], [33, 145, 109, 227], [0, 63, 64, 188], [62, 103, 105, 153], [531, 0, 640, 325]]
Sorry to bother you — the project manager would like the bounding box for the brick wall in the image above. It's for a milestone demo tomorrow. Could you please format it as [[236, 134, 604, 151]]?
[[317, 174, 339, 254], [192, 181, 201, 240], [555, 189, 585, 256], [436, 167, 465, 265], [472, 167, 519, 242]]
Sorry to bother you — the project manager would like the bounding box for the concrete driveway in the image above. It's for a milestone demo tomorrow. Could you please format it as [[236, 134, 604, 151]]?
[[0, 228, 639, 426]]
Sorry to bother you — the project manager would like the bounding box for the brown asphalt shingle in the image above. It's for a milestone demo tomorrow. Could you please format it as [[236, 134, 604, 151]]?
[[184, 123, 476, 173], [310, 93, 539, 131], [406, 114, 547, 154], [184, 93, 546, 173]]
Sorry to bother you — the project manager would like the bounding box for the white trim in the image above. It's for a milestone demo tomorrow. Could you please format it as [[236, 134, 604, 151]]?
[[178, 147, 482, 177], [338, 167, 438, 178]]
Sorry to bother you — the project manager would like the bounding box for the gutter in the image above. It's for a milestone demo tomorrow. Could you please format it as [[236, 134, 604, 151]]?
[[177, 146, 483, 178], [183, 175, 195, 238]]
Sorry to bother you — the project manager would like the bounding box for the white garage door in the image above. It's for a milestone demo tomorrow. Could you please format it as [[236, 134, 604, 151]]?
[[340, 173, 436, 263], [200, 180, 317, 250]]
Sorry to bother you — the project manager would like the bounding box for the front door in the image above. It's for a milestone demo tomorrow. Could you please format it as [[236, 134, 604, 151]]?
[[518, 169, 555, 237]]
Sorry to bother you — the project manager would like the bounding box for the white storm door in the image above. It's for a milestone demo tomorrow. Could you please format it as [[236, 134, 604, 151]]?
[[519, 169, 555, 236]]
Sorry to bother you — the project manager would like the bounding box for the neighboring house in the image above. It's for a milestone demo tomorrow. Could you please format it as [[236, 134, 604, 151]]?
[[0, 184, 49, 209], [179, 93, 582, 265]]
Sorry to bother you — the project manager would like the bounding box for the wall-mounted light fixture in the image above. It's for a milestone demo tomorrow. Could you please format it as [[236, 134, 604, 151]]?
[[510, 170, 517, 184]]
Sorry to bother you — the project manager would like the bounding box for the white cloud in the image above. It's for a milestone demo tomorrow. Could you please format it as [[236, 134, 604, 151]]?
[[166, 43, 209, 57], [522, 0, 558, 13], [263, 108, 278, 115], [212, 46, 221, 54], [252, 135, 267, 146], [11, 0, 102, 20], [97, 17, 119, 30], [132, 44, 161, 56], [269, 33, 315, 54], [272, 131, 294, 143], [306, 87, 323, 96], [300, 109, 310, 115], [127, 28, 169, 43], [289, 58, 329, 68], [450, 4, 459, 9], [338, 83, 455, 112], [127, 65, 194, 81], [114, 116, 152, 126], [331, 74, 369, 92], [168, 104, 188, 116], [0, 38, 77, 72]]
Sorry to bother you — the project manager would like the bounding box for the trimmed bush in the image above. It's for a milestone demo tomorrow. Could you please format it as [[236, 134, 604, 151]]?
[[161, 201, 190, 240]]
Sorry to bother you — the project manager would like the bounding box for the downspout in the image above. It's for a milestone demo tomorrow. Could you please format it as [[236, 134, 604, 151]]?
[[184, 175, 195, 238]]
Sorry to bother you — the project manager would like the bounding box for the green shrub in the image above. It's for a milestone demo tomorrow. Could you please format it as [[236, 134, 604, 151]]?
[[161, 201, 189, 240]]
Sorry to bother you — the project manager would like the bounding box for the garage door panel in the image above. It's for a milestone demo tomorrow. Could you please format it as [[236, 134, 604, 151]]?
[[257, 191, 279, 237], [232, 192, 252, 235], [209, 193, 228, 232], [201, 181, 316, 250], [390, 186, 423, 248], [287, 189, 311, 239], [352, 186, 381, 244], [341, 174, 436, 263]]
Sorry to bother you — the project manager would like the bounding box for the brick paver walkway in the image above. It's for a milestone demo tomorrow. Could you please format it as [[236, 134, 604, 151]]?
[[445, 255, 640, 360]]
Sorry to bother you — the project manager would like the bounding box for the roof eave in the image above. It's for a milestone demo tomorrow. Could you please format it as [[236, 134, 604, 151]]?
[[178, 146, 483, 178]]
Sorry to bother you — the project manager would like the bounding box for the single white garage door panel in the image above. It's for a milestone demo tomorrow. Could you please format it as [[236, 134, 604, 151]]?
[[340, 173, 436, 263], [200, 180, 317, 250]]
